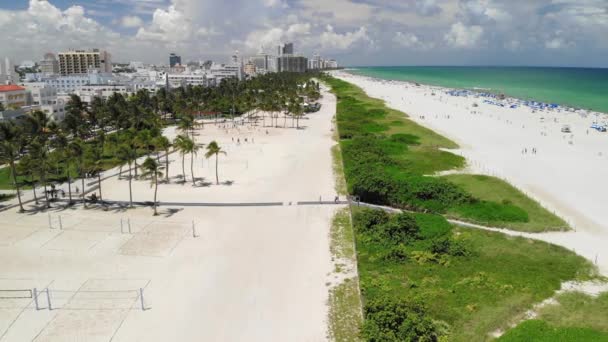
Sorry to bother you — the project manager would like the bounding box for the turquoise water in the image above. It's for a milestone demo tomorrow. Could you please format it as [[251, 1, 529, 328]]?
[[348, 67, 608, 113]]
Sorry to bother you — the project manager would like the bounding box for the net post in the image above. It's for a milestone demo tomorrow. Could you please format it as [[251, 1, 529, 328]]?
[[48, 214, 53, 229], [192, 220, 198, 238], [45, 288, 52, 310], [33, 288, 40, 310], [58, 215, 63, 230], [120, 218, 124, 234], [128, 218, 132, 234], [139, 288, 146, 311]]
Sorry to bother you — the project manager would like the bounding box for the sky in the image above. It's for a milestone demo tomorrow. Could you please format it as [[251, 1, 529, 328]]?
[[0, 0, 607, 67]]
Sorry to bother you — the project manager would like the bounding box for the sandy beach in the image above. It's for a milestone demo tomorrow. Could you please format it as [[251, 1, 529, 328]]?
[[333, 71, 608, 275], [0, 87, 339, 341]]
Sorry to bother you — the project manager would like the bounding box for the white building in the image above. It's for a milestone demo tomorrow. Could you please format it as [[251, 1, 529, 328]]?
[[167, 72, 210, 88], [20, 83, 66, 121], [75, 84, 134, 104], [24, 72, 115, 93]]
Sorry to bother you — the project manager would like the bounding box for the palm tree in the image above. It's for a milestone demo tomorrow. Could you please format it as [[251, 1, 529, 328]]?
[[154, 136, 172, 183], [173, 134, 192, 183], [205, 141, 227, 185], [116, 144, 137, 207], [85, 142, 104, 203], [140, 157, 163, 216], [29, 139, 51, 208], [16, 155, 39, 205], [68, 139, 86, 207], [0, 122, 25, 212], [54, 133, 74, 205]]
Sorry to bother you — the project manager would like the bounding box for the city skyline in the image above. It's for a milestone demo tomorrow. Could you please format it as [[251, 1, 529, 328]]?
[[0, 0, 607, 68]]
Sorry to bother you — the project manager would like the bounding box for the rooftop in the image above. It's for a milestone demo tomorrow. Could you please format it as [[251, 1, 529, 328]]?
[[0, 85, 26, 92]]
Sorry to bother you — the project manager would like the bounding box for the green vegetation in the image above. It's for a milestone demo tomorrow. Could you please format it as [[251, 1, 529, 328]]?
[[501, 290, 608, 340], [538, 291, 608, 333], [353, 207, 595, 341], [444, 174, 569, 232], [499, 320, 608, 342], [323, 74, 566, 232]]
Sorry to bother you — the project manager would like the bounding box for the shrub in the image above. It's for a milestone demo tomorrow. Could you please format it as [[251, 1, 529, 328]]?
[[385, 244, 409, 262], [362, 296, 446, 342], [430, 237, 471, 257], [354, 209, 390, 234], [379, 213, 421, 245]]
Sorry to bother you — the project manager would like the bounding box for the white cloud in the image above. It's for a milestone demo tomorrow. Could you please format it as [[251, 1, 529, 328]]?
[[121, 15, 143, 28], [444, 22, 483, 48], [263, 0, 288, 9], [319, 25, 370, 50], [393, 32, 434, 50], [415, 0, 442, 16]]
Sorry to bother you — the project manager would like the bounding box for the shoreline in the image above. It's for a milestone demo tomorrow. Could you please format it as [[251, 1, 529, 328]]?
[[344, 68, 608, 117], [331, 70, 608, 276]]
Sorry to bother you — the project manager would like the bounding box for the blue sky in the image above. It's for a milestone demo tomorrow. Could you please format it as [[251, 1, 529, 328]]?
[[1, 0, 607, 67]]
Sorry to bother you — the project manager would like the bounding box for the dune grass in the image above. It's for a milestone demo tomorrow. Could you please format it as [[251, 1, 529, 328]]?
[[353, 207, 596, 341], [444, 174, 569, 232]]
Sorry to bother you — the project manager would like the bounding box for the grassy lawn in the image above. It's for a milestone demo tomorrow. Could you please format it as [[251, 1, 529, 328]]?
[[498, 320, 608, 341], [353, 207, 596, 341], [501, 290, 608, 340], [444, 174, 569, 232]]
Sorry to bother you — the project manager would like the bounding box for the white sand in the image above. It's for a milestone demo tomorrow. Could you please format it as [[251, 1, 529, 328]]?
[[333, 71, 608, 275], [0, 87, 339, 341]]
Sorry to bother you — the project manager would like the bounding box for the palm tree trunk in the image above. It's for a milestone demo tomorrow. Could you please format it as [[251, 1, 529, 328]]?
[[128, 161, 133, 207], [165, 150, 170, 182], [81, 164, 86, 208], [31, 175, 38, 205], [215, 153, 219, 185], [10, 161, 24, 212], [67, 168, 73, 205], [190, 152, 195, 185], [42, 176, 49, 209], [153, 173, 158, 216], [181, 154, 186, 183], [97, 172, 103, 202]]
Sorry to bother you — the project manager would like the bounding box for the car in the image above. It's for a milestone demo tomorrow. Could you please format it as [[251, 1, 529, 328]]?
[[561, 125, 571, 133]]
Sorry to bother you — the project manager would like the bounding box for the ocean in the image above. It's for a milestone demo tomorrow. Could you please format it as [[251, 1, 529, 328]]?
[[347, 66, 608, 114]]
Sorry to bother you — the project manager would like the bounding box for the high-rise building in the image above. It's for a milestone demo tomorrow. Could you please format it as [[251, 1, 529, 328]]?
[[282, 43, 294, 55], [243, 61, 256, 76], [277, 55, 308, 73], [58, 49, 112, 75], [251, 54, 270, 72], [39, 53, 59, 75], [0, 57, 18, 84], [169, 53, 181, 67]]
